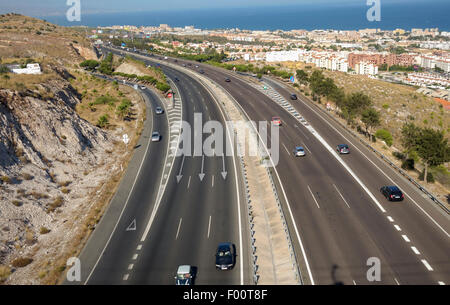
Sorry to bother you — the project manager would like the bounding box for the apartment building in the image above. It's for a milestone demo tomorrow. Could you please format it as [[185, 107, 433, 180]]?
[[348, 52, 416, 68], [355, 61, 378, 75]]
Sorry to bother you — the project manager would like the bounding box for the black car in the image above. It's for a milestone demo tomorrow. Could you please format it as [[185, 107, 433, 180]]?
[[225, 78, 231, 82], [215, 243, 236, 270], [199, 70, 205, 74], [380, 186, 404, 201], [290, 94, 298, 100]]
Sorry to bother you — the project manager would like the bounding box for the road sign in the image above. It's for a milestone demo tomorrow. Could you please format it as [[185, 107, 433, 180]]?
[[167, 92, 173, 98], [290, 76, 295, 83], [123, 134, 129, 145], [263, 85, 268, 90]]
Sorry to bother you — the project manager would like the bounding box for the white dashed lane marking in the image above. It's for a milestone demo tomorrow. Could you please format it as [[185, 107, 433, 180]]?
[[411, 246, 421, 255], [421, 259, 433, 271], [402, 235, 411, 242]]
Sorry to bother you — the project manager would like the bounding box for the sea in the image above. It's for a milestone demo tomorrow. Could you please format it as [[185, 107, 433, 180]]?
[[41, 2, 450, 31]]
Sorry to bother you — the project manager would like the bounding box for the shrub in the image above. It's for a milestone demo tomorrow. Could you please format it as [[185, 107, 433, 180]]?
[[392, 152, 405, 160], [401, 159, 415, 170], [12, 200, 22, 207], [375, 129, 393, 146], [1, 176, 11, 184], [12, 257, 33, 268], [40, 227, 50, 234], [79, 60, 99, 71], [97, 115, 109, 128], [0, 265, 11, 282], [156, 82, 170, 92]]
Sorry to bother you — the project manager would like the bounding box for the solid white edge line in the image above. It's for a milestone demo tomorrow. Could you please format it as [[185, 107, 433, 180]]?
[[222, 88, 315, 285], [140, 79, 183, 243], [199, 76, 245, 285], [264, 82, 387, 214], [294, 89, 449, 238], [84, 87, 156, 284]]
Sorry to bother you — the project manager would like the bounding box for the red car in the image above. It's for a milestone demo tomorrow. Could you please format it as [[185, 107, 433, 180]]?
[[272, 117, 282, 126]]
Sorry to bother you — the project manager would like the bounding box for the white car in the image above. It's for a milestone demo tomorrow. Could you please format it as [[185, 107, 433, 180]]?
[[140, 85, 147, 90], [151, 132, 161, 142], [293, 146, 306, 157]]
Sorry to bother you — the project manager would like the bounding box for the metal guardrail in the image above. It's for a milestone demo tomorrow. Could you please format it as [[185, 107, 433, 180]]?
[[272, 78, 450, 215], [213, 81, 303, 285]]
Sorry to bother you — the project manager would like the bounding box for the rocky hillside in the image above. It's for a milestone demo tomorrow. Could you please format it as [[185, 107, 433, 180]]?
[[0, 14, 145, 284]]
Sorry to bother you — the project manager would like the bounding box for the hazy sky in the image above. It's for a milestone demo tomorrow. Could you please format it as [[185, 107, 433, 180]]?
[[0, 0, 444, 16]]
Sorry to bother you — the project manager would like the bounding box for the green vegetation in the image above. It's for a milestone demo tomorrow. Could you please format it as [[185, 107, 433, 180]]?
[[79, 59, 99, 71], [361, 108, 381, 138], [375, 129, 393, 146], [98, 53, 113, 75], [11, 257, 33, 268], [97, 114, 109, 128], [116, 99, 132, 119]]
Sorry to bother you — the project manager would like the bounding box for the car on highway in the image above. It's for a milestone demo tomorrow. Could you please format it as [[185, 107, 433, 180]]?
[[195, 65, 199, 68], [182, 64, 186, 67], [174, 77, 180, 82], [155, 107, 164, 115], [290, 94, 298, 100], [380, 186, 404, 202], [293, 146, 306, 157], [225, 78, 231, 82], [140, 85, 146, 90], [151, 131, 161, 142], [272, 116, 282, 126], [199, 70, 205, 74], [215, 243, 236, 270], [175, 265, 194, 285], [336, 144, 350, 154]]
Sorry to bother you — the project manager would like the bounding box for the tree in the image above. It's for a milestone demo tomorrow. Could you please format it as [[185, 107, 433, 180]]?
[[401, 123, 421, 156], [296, 69, 309, 85], [416, 128, 450, 183], [361, 108, 380, 138], [341, 92, 372, 123]]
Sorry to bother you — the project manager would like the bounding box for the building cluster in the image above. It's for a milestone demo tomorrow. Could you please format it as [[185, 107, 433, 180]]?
[[7, 63, 41, 75]]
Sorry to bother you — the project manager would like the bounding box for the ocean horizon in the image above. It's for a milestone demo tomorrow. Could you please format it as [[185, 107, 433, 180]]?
[[38, 2, 450, 31]]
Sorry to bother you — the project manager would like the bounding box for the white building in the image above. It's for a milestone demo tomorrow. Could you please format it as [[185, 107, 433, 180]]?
[[10, 63, 41, 75], [265, 50, 303, 62], [355, 61, 378, 75]]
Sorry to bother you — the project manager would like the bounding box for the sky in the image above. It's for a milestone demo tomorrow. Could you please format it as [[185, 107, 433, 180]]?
[[0, 0, 447, 16]]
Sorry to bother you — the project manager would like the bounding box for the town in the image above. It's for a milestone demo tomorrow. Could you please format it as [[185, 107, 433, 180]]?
[[89, 24, 450, 104]]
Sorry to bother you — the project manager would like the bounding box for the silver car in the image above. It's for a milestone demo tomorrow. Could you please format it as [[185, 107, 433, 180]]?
[[151, 132, 161, 142], [155, 107, 164, 115], [293, 146, 306, 157]]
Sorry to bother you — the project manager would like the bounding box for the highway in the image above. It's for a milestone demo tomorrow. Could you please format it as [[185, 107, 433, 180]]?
[[75, 49, 250, 285], [153, 55, 450, 285]]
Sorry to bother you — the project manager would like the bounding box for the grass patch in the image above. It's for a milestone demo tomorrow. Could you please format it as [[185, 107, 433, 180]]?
[[11, 257, 33, 268]]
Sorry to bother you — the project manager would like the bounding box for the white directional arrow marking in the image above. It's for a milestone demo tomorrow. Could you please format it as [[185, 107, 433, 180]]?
[[221, 155, 227, 180], [199, 154, 205, 181], [176, 155, 185, 183]]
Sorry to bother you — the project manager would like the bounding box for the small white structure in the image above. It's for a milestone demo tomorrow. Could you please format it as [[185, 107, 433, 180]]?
[[11, 63, 41, 75], [355, 61, 378, 76]]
